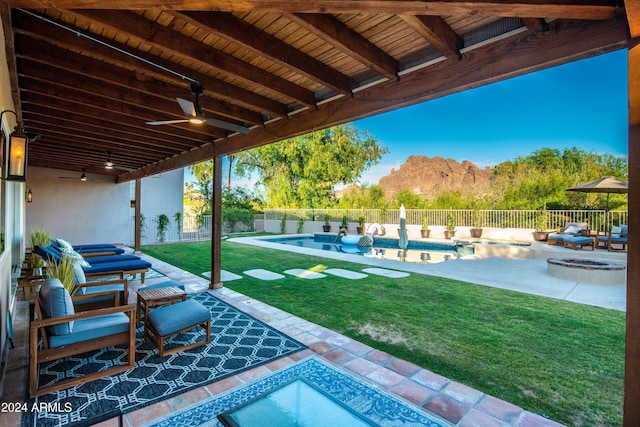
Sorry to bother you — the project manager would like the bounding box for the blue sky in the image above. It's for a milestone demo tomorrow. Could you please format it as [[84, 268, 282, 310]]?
[[216, 49, 628, 188], [353, 49, 628, 185]]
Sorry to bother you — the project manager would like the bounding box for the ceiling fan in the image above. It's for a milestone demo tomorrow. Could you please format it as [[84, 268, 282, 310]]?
[[59, 168, 91, 181], [146, 83, 251, 134], [104, 151, 135, 171]]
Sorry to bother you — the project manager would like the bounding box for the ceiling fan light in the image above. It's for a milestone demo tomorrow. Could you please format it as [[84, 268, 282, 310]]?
[[189, 117, 204, 125], [105, 161, 114, 169], [81, 175, 87, 181]]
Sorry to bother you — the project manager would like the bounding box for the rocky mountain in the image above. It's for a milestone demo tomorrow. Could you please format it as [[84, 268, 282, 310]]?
[[378, 155, 495, 199]]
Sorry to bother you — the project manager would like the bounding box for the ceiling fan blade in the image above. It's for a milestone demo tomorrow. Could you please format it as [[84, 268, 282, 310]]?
[[177, 98, 197, 118], [113, 166, 136, 172], [146, 119, 190, 125], [203, 117, 251, 134]]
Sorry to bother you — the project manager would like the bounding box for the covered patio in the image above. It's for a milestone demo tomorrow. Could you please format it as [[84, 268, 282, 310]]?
[[1, 1, 639, 425]]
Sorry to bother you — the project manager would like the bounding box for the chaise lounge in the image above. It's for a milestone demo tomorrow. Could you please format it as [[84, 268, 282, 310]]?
[[547, 222, 590, 246], [34, 244, 152, 283]]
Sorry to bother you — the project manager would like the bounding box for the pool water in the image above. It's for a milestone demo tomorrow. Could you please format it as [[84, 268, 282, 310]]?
[[264, 234, 472, 264]]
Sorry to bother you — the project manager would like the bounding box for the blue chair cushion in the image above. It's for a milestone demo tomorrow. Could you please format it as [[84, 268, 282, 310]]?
[[149, 300, 210, 336], [548, 234, 566, 242], [564, 236, 593, 244], [139, 280, 186, 292], [81, 254, 141, 264], [75, 247, 125, 255], [75, 283, 125, 304], [39, 278, 74, 335], [83, 259, 151, 275], [48, 313, 131, 348]]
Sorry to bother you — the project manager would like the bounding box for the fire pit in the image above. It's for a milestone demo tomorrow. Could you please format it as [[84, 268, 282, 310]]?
[[547, 258, 626, 285]]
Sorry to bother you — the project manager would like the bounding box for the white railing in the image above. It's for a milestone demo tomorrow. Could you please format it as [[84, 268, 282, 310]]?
[[263, 208, 628, 232], [136, 209, 628, 244]]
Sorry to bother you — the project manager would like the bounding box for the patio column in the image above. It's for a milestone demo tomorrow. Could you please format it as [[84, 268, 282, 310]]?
[[134, 178, 141, 252], [625, 7, 640, 424], [209, 153, 223, 289]]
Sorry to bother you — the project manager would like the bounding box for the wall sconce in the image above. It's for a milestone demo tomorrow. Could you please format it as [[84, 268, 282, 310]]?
[[26, 188, 33, 203], [2, 110, 39, 182]]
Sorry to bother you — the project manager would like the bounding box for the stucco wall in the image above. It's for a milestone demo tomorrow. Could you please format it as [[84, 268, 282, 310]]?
[[139, 169, 184, 243], [25, 167, 132, 245]]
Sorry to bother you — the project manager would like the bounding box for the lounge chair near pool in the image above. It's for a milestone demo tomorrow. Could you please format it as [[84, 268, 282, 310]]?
[[547, 222, 589, 246]]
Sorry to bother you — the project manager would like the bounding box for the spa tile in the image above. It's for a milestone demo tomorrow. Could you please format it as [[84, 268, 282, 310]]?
[[323, 348, 354, 365], [168, 387, 212, 410], [237, 365, 271, 382], [308, 340, 335, 354], [206, 375, 244, 395], [126, 399, 172, 426], [477, 395, 523, 422], [366, 349, 395, 365], [266, 356, 297, 371], [423, 394, 470, 424], [389, 358, 422, 377], [343, 357, 379, 376], [365, 366, 406, 389], [443, 381, 484, 406], [391, 380, 437, 405], [341, 340, 374, 356], [459, 410, 510, 427], [517, 412, 566, 427], [412, 368, 449, 391]]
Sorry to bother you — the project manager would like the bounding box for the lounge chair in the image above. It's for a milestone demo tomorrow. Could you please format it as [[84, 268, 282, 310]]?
[[547, 222, 589, 246], [52, 238, 125, 256], [34, 245, 152, 283], [29, 278, 136, 397], [597, 225, 628, 252]]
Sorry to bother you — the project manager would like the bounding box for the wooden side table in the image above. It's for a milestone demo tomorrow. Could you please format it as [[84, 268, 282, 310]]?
[[136, 286, 187, 326]]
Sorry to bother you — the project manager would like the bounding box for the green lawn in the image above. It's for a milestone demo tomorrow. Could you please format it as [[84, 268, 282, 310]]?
[[142, 239, 625, 426]]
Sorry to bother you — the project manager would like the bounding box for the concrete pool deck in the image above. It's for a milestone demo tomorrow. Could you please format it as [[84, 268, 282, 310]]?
[[230, 234, 627, 312]]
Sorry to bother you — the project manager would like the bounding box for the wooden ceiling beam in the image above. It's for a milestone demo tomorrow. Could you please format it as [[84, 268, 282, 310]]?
[[521, 17, 549, 32], [25, 125, 171, 160], [287, 13, 399, 81], [21, 94, 214, 147], [5, 1, 618, 20], [23, 106, 200, 150], [399, 14, 463, 61], [67, 9, 317, 107], [171, 11, 354, 95], [25, 119, 184, 157], [16, 38, 265, 125], [19, 79, 228, 139], [12, 10, 289, 117], [18, 59, 259, 132]]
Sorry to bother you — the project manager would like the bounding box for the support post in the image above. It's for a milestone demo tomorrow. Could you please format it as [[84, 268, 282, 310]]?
[[210, 154, 223, 289], [134, 178, 141, 253], [625, 22, 640, 425]]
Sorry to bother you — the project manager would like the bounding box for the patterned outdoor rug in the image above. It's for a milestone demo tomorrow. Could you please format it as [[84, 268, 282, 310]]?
[[143, 357, 448, 427], [24, 292, 306, 427]]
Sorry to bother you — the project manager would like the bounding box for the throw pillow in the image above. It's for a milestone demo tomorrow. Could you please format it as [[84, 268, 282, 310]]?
[[56, 238, 74, 251], [60, 246, 91, 268]]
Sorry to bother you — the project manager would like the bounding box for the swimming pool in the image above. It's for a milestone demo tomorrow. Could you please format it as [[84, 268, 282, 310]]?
[[264, 234, 472, 264]]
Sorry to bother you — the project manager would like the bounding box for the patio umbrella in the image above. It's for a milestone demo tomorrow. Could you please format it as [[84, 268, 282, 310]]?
[[398, 204, 408, 249], [566, 176, 628, 211]]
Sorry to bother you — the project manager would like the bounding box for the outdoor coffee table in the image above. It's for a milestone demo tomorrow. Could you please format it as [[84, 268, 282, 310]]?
[[136, 286, 187, 326]]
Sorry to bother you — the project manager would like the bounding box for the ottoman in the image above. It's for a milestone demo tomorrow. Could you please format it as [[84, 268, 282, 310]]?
[[145, 299, 211, 356], [562, 236, 595, 251]]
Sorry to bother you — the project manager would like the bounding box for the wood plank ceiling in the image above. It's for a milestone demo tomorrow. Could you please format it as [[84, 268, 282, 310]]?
[[0, 1, 629, 183]]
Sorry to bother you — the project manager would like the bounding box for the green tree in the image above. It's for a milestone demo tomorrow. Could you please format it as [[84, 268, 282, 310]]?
[[187, 160, 214, 214], [234, 124, 388, 208], [492, 147, 627, 210], [336, 184, 387, 209]]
